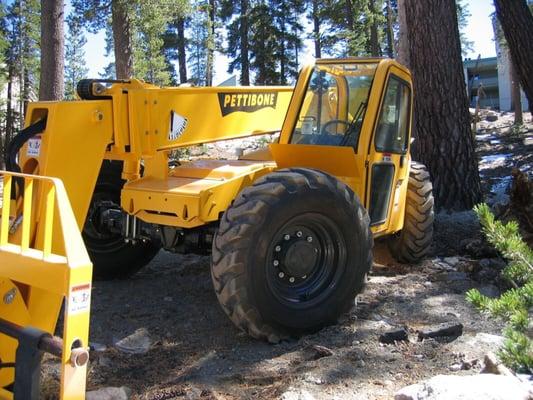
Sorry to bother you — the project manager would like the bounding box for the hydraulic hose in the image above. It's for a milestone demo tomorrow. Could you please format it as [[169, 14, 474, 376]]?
[[4, 118, 47, 198]]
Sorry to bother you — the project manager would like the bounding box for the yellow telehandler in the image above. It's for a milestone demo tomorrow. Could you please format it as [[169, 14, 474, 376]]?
[[0, 58, 434, 399]]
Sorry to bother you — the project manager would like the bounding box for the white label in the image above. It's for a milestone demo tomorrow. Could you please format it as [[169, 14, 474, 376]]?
[[68, 284, 91, 315], [169, 111, 188, 141], [301, 118, 314, 135], [27, 136, 41, 157]]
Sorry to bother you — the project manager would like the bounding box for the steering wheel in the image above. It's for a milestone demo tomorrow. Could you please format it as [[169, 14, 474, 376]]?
[[320, 119, 350, 136]]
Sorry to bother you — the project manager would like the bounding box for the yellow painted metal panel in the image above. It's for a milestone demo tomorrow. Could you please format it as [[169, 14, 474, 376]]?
[[0, 171, 92, 399]]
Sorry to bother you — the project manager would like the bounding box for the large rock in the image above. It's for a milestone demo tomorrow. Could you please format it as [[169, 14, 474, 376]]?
[[380, 328, 409, 344], [394, 374, 532, 400], [418, 322, 463, 340], [114, 328, 151, 354], [86, 386, 131, 400]]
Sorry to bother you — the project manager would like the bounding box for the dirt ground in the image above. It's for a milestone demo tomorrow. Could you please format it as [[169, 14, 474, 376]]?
[[34, 111, 532, 399]]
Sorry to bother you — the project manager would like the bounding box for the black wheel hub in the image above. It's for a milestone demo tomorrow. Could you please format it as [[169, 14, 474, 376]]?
[[284, 241, 317, 277], [273, 226, 319, 279], [265, 214, 347, 306]]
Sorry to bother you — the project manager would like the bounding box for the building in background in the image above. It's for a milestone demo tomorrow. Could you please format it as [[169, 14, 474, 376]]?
[[464, 57, 499, 109], [463, 53, 529, 112]]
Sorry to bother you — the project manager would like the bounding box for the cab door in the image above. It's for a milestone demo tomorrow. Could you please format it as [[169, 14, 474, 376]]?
[[365, 67, 412, 232]]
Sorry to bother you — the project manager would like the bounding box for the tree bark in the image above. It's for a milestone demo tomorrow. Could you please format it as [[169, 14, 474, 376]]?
[[112, 0, 133, 79], [239, 0, 250, 85], [5, 64, 14, 150], [40, 0, 64, 101], [397, 0, 409, 66], [398, 0, 481, 210], [312, 0, 321, 58], [510, 56, 523, 125], [368, 0, 380, 56], [494, 0, 533, 114], [176, 17, 188, 83], [205, 0, 216, 86], [385, 0, 395, 58]]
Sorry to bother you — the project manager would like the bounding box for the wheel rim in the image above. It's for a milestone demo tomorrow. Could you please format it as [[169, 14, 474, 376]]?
[[265, 213, 347, 308]]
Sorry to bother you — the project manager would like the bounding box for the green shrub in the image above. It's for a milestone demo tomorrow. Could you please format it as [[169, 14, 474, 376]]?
[[466, 203, 533, 373]]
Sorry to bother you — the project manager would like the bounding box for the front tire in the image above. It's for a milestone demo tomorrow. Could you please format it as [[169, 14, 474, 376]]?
[[83, 161, 160, 280], [389, 161, 434, 263], [211, 168, 373, 342]]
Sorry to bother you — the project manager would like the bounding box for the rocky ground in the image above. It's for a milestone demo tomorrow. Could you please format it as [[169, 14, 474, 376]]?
[[30, 111, 533, 399]]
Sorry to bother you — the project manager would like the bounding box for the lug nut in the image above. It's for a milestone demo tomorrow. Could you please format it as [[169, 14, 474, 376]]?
[[273, 260, 279, 266], [275, 245, 281, 252], [284, 234, 290, 241], [306, 236, 313, 243], [278, 272, 285, 278], [289, 277, 295, 283], [296, 231, 303, 238]]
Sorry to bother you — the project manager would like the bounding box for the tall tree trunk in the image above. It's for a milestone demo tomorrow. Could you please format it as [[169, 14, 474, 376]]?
[[494, 0, 533, 114], [345, 0, 355, 31], [510, 57, 523, 125], [112, 0, 133, 79], [368, 0, 380, 56], [176, 18, 188, 84], [398, 0, 481, 210], [312, 0, 321, 58], [22, 68, 29, 126], [397, 0, 409, 66], [279, 20, 286, 85], [205, 0, 216, 86], [5, 64, 14, 149], [385, 0, 395, 58], [239, 0, 250, 85], [40, 0, 65, 101]]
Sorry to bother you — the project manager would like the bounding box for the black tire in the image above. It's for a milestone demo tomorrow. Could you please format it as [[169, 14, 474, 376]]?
[[389, 161, 434, 263], [83, 161, 160, 280], [211, 168, 373, 342]]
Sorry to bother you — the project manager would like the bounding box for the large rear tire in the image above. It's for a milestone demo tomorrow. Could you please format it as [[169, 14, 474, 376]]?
[[83, 161, 160, 280], [211, 168, 373, 342], [389, 161, 434, 263]]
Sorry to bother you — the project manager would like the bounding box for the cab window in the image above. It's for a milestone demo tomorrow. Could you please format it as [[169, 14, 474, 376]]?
[[290, 63, 377, 149], [374, 76, 411, 154]]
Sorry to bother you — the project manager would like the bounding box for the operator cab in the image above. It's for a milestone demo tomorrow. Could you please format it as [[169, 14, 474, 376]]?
[[290, 62, 377, 149]]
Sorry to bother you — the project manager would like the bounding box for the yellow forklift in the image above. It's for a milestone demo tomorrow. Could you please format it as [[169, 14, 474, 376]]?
[[0, 58, 433, 399]]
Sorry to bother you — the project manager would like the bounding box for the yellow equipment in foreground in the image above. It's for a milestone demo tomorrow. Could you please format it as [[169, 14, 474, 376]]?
[[0, 58, 434, 399]]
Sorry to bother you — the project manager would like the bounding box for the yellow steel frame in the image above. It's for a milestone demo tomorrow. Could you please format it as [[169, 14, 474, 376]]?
[[0, 171, 92, 400]]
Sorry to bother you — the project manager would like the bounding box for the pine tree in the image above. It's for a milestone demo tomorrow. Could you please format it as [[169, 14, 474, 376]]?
[[467, 204, 533, 373], [397, 0, 482, 210], [4, 0, 40, 129], [248, 3, 279, 84], [319, 0, 385, 57], [40, 0, 64, 101], [456, 1, 473, 57], [271, 0, 304, 84], [220, 0, 250, 84], [64, 15, 88, 99], [0, 2, 9, 168], [188, 2, 209, 85], [72, 0, 188, 82], [494, 0, 533, 114]]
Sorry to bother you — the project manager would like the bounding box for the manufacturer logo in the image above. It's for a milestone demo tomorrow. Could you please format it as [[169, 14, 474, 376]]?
[[218, 92, 278, 116]]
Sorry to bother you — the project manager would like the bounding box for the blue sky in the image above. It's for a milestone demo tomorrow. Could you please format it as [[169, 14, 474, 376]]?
[[82, 0, 497, 85]]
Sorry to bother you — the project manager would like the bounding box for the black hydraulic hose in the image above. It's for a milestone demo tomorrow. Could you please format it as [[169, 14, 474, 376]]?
[[4, 118, 47, 198]]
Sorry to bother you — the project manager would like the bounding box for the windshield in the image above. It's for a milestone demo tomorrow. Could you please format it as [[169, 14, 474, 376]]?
[[289, 63, 377, 149]]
